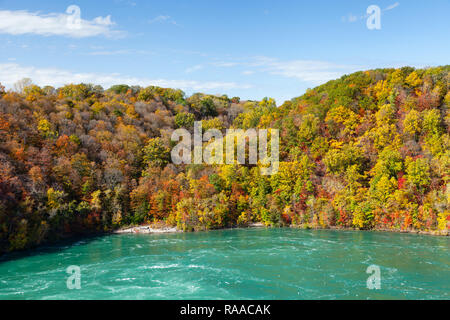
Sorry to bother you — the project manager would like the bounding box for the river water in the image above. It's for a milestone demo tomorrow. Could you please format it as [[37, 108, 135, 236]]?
[[0, 228, 448, 300]]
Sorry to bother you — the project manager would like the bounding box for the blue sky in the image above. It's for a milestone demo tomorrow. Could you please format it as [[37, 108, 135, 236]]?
[[0, 0, 448, 103]]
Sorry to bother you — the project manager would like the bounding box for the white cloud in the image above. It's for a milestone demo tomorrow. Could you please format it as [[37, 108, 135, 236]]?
[[149, 15, 178, 25], [88, 49, 153, 56], [249, 57, 360, 83], [0, 7, 119, 38], [211, 61, 239, 68], [190, 56, 358, 84], [385, 2, 400, 11], [89, 50, 131, 56], [0, 63, 251, 92], [114, 0, 137, 7], [184, 61, 241, 74], [185, 65, 204, 73]]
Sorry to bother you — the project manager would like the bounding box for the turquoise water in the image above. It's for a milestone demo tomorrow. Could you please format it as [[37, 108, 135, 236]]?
[[0, 228, 449, 300]]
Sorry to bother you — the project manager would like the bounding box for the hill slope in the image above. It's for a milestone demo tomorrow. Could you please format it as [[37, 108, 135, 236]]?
[[0, 66, 449, 253]]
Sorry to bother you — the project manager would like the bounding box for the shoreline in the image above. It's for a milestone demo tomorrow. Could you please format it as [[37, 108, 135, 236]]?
[[114, 226, 181, 234], [113, 222, 266, 235], [290, 225, 449, 237], [1, 223, 446, 258], [114, 223, 448, 237]]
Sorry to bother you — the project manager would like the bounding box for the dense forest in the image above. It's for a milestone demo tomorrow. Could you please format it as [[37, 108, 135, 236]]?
[[0, 66, 449, 254]]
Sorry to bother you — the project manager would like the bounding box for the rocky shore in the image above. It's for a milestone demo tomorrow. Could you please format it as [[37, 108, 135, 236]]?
[[114, 222, 448, 236], [114, 225, 180, 234], [115, 222, 266, 235], [290, 225, 449, 236]]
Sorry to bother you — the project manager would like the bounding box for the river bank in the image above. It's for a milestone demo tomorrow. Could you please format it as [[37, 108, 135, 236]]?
[[114, 222, 448, 237], [114, 222, 266, 235], [1, 222, 446, 260], [290, 225, 449, 236]]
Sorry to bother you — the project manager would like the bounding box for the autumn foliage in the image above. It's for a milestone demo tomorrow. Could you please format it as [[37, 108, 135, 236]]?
[[0, 66, 449, 253]]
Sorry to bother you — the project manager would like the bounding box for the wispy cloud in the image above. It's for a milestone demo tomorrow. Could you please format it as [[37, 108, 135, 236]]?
[[88, 49, 154, 56], [184, 61, 239, 74], [0, 63, 251, 92], [114, 0, 137, 7], [149, 15, 178, 25], [185, 65, 203, 73], [211, 61, 239, 68], [0, 8, 120, 38], [202, 56, 359, 84], [385, 2, 400, 11], [89, 50, 133, 56], [251, 57, 359, 83]]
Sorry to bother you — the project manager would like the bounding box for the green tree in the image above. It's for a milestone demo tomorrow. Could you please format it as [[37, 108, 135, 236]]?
[[143, 138, 170, 168], [174, 112, 195, 129], [405, 157, 431, 191], [403, 109, 422, 140], [298, 114, 319, 145]]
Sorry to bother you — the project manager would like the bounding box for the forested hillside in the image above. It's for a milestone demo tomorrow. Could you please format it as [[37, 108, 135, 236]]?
[[0, 66, 449, 253]]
